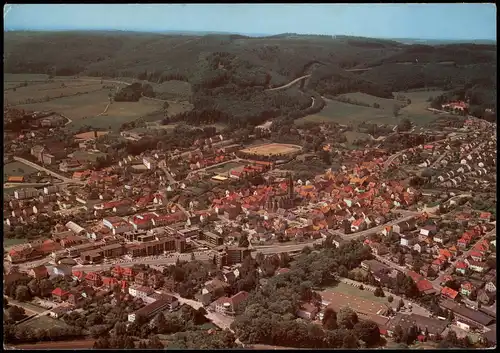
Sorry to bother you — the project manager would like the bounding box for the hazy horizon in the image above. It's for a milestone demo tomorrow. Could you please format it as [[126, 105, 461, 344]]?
[[3, 4, 497, 41]]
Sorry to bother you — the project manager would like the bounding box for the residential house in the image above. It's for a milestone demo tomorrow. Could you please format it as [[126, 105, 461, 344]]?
[[440, 287, 459, 301], [477, 289, 495, 306], [49, 304, 75, 319], [128, 285, 155, 299], [400, 234, 417, 248], [485, 280, 496, 293], [460, 282, 474, 297], [296, 302, 319, 321], [393, 219, 416, 234], [465, 258, 488, 273], [413, 241, 427, 254], [52, 287, 70, 302], [433, 234, 446, 244], [420, 224, 438, 237], [470, 251, 485, 262], [85, 272, 103, 287], [196, 279, 230, 306], [28, 265, 48, 280], [212, 291, 249, 316], [455, 261, 469, 275]]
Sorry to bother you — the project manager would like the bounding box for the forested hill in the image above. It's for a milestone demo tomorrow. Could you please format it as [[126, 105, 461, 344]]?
[[4, 31, 497, 126]]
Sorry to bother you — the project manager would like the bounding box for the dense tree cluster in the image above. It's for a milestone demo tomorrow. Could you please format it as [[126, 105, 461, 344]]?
[[5, 32, 495, 126], [231, 241, 375, 348]]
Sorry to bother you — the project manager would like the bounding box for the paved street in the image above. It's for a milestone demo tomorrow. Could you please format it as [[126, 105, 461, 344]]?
[[13, 156, 84, 185], [170, 293, 235, 332], [433, 227, 496, 287]]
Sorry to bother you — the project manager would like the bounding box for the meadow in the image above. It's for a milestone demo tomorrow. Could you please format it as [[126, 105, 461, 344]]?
[[296, 89, 446, 127], [3, 161, 38, 178], [4, 74, 191, 132]]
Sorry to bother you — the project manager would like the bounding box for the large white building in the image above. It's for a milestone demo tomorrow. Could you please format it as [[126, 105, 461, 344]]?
[[127, 295, 179, 322]]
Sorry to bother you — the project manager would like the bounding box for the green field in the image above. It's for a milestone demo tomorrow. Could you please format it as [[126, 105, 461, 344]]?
[[296, 99, 401, 126], [5, 74, 189, 132], [322, 282, 390, 305], [3, 161, 38, 178], [338, 92, 404, 111], [206, 161, 245, 174], [397, 90, 446, 126], [71, 150, 107, 163], [4, 238, 28, 247], [344, 131, 372, 144], [297, 90, 446, 127], [18, 315, 73, 330]]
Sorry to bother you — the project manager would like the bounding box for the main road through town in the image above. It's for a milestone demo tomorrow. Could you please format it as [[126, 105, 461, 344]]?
[[13, 156, 85, 185], [69, 211, 422, 272]]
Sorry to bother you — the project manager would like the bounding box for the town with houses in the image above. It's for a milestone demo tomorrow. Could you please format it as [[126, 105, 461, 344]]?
[[3, 101, 497, 349]]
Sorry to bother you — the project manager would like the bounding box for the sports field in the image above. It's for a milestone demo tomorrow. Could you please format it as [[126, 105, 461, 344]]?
[[240, 143, 302, 156]]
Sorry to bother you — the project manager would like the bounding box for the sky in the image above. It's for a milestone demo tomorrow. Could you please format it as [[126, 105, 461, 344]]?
[[3, 3, 497, 40]]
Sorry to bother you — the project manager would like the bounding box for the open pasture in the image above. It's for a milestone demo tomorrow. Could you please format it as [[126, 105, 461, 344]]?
[[240, 143, 302, 156]]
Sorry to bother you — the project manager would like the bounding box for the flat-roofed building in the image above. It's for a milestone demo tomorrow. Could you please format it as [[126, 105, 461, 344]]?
[[127, 294, 179, 322], [203, 231, 224, 247]]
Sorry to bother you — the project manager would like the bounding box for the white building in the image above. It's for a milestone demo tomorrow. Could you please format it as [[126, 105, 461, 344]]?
[[143, 157, 157, 170]]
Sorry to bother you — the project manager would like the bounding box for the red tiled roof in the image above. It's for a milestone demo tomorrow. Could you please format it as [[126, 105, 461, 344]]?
[[416, 279, 434, 293], [52, 287, 69, 297], [455, 261, 468, 269], [407, 271, 423, 283], [441, 286, 458, 299]]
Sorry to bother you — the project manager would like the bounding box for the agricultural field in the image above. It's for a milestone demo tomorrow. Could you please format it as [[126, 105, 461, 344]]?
[[296, 99, 398, 126], [240, 143, 302, 156], [4, 74, 191, 132], [4, 80, 105, 105], [297, 89, 446, 127], [337, 92, 403, 111], [397, 89, 447, 126]]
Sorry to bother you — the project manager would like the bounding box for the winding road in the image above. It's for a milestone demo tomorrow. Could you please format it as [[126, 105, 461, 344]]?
[[266, 75, 311, 91]]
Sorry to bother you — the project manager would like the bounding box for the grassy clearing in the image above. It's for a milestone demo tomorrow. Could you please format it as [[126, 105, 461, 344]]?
[[322, 281, 390, 305], [296, 100, 400, 126], [154, 80, 193, 100], [207, 161, 246, 174], [297, 89, 447, 127], [344, 131, 371, 144], [18, 315, 72, 330], [3, 161, 38, 178], [397, 90, 446, 126], [4, 238, 28, 247], [338, 92, 402, 111], [4, 80, 104, 105]]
